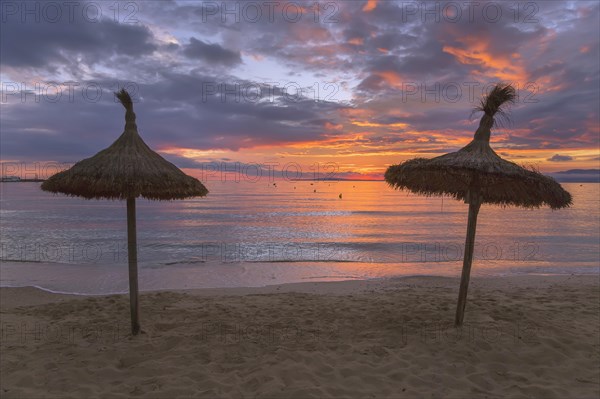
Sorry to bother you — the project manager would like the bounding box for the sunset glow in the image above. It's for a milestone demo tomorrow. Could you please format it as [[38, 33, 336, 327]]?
[[1, 1, 598, 181]]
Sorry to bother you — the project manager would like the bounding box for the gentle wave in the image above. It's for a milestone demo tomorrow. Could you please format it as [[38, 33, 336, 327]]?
[[1, 181, 598, 293]]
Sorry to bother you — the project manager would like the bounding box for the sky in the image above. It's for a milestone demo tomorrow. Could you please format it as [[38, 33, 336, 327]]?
[[1, 0, 599, 181]]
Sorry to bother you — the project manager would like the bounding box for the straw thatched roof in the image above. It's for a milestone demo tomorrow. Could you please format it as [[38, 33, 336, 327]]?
[[42, 90, 208, 201], [385, 84, 572, 209]]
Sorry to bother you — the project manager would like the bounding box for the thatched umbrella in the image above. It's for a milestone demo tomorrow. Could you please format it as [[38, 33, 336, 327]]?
[[384, 84, 572, 326], [42, 89, 208, 335]]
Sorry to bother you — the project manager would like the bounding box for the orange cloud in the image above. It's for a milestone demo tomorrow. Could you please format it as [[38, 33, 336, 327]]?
[[377, 70, 405, 87], [325, 122, 343, 131], [534, 75, 567, 93], [351, 121, 408, 129], [442, 36, 528, 84], [340, 108, 372, 118], [160, 147, 229, 159], [363, 0, 377, 12]]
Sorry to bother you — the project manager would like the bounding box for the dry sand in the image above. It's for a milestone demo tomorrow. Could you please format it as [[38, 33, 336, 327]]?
[[1, 275, 599, 398]]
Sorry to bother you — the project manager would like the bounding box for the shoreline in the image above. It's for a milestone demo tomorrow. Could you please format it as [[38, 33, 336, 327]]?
[[2, 274, 599, 398], [2, 259, 599, 297], [2, 272, 597, 300], [1, 271, 599, 298]]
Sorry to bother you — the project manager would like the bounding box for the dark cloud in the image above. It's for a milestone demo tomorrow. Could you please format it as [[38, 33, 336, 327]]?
[[369, 32, 417, 52], [0, 72, 349, 160], [550, 169, 600, 183], [548, 154, 574, 162], [0, 15, 157, 69], [182, 37, 242, 66]]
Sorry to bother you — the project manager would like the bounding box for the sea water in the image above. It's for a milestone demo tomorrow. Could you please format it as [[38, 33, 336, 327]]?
[[1, 181, 598, 294]]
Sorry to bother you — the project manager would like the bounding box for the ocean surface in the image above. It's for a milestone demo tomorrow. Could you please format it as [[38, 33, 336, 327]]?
[[1, 181, 598, 294]]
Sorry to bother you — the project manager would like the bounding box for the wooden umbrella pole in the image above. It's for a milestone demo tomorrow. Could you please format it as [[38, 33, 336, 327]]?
[[127, 197, 140, 335], [455, 192, 481, 327]]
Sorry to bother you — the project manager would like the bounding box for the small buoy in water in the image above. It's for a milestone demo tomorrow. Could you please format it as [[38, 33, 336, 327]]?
[[314, 189, 316, 193], [310, 183, 313, 185], [339, 193, 342, 199], [273, 183, 277, 186]]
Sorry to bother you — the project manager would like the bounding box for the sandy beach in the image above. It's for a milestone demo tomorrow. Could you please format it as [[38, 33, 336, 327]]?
[[1, 274, 598, 398]]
